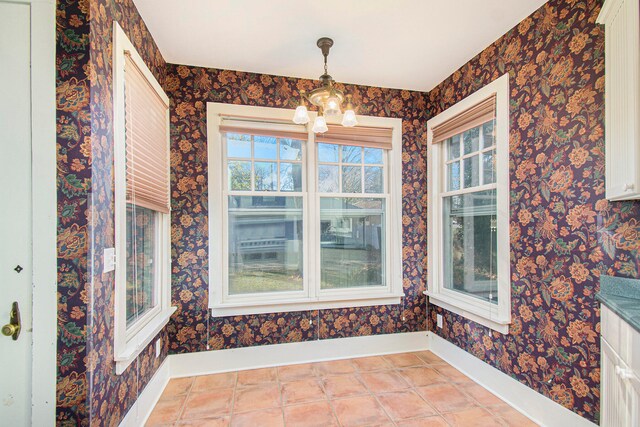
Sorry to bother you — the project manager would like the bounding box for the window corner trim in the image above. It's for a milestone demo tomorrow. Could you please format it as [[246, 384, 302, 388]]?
[[425, 291, 510, 334], [114, 306, 176, 375]]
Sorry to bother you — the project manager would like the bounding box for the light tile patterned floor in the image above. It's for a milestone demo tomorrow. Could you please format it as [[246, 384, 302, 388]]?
[[146, 351, 539, 427]]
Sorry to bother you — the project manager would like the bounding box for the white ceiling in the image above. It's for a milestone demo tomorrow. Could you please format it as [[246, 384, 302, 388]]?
[[133, 0, 547, 92]]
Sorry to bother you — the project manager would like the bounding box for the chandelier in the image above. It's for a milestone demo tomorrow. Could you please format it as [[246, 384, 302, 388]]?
[[292, 37, 358, 133]]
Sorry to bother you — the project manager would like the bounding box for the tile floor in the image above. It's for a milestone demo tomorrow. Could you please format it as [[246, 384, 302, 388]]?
[[146, 351, 539, 427]]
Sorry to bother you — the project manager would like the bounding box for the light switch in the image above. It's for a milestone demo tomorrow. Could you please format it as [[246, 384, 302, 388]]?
[[437, 314, 443, 329], [155, 339, 162, 358], [103, 248, 116, 273]]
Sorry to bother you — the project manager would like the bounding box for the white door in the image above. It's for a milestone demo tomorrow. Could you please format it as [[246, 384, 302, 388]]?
[[0, 2, 33, 425]]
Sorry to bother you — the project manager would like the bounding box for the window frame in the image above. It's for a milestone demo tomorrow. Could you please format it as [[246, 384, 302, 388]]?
[[208, 103, 404, 317], [112, 22, 175, 374], [426, 73, 511, 334]]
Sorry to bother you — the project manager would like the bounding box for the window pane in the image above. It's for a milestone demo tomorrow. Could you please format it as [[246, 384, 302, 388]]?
[[228, 196, 303, 294], [318, 143, 339, 162], [126, 204, 156, 327], [254, 136, 277, 159], [447, 161, 460, 191], [364, 148, 383, 164], [254, 162, 277, 191], [483, 150, 496, 184], [364, 166, 383, 193], [280, 139, 302, 160], [482, 120, 495, 148], [443, 190, 497, 303], [318, 165, 339, 193], [228, 161, 251, 191], [342, 146, 362, 163], [227, 133, 251, 158], [463, 127, 479, 154], [280, 162, 302, 192], [463, 155, 479, 188], [447, 135, 461, 160], [342, 166, 362, 193], [320, 198, 385, 289]]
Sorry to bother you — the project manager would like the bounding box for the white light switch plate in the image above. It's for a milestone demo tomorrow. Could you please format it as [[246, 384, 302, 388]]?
[[155, 339, 162, 358], [437, 314, 443, 328], [103, 248, 116, 273]]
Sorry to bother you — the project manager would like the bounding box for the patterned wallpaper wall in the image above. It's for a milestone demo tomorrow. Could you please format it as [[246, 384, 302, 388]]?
[[56, 0, 169, 425], [427, 0, 640, 423], [163, 66, 429, 353]]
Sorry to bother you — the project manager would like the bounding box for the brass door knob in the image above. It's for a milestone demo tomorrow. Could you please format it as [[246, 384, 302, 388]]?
[[2, 323, 19, 337], [2, 301, 21, 340]]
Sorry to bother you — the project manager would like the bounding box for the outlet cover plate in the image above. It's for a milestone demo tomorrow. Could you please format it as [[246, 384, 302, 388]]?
[[437, 314, 443, 328]]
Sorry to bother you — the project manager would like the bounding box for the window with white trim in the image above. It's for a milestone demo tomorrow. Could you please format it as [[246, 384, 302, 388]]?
[[208, 103, 403, 316], [427, 74, 511, 334], [113, 23, 175, 374]]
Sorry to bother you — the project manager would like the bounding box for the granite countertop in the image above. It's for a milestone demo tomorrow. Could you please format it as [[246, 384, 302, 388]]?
[[596, 275, 640, 334]]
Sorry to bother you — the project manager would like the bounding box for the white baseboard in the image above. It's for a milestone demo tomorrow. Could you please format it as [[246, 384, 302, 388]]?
[[170, 331, 429, 378], [119, 357, 170, 427], [428, 333, 597, 427], [119, 331, 428, 426], [120, 331, 597, 427]]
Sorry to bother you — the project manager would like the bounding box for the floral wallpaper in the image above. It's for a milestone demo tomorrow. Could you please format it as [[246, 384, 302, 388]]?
[[164, 65, 429, 353], [427, 0, 640, 423], [56, 0, 169, 425]]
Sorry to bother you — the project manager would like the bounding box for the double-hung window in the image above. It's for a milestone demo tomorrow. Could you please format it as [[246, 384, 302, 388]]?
[[208, 104, 403, 316], [113, 23, 175, 373], [427, 74, 511, 333]]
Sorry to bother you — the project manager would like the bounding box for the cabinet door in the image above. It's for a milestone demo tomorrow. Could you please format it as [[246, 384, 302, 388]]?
[[601, 339, 631, 426], [598, 0, 640, 200]]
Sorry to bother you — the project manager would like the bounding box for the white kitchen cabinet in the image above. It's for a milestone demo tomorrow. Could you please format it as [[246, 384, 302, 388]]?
[[600, 306, 640, 426], [597, 0, 640, 200]]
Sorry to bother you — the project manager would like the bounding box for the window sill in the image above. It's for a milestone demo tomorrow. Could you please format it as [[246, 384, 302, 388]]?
[[210, 293, 404, 317], [115, 306, 176, 375], [424, 291, 510, 334]]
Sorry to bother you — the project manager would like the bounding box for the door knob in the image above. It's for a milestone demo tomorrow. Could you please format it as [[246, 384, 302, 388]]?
[[2, 301, 21, 340]]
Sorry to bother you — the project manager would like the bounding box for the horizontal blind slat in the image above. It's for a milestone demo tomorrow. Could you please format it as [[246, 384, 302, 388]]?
[[124, 53, 170, 213], [315, 124, 393, 149], [432, 95, 496, 144]]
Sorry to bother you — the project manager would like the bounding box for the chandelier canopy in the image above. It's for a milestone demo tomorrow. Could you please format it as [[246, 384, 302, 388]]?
[[293, 37, 358, 133]]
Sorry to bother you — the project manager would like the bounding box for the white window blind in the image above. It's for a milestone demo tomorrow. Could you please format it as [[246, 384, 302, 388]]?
[[124, 52, 170, 214], [315, 124, 393, 150]]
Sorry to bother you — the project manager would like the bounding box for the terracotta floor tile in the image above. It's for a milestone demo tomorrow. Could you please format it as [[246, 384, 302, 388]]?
[[435, 365, 473, 383], [359, 371, 410, 393], [397, 366, 447, 387], [332, 395, 392, 426], [376, 389, 437, 420], [181, 389, 233, 420], [443, 407, 503, 426], [489, 403, 539, 426], [284, 401, 338, 426], [161, 377, 194, 399], [233, 383, 281, 413], [146, 395, 186, 426], [415, 383, 476, 413], [176, 416, 230, 427], [277, 363, 316, 382], [236, 367, 277, 387], [460, 383, 505, 406], [321, 374, 368, 399], [351, 356, 392, 372], [313, 359, 356, 376], [395, 415, 450, 427], [280, 378, 325, 405], [231, 407, 284, 427], [192, 372, 236, 393], [414, 351, 448, 365], [383, 353, 425, 368]]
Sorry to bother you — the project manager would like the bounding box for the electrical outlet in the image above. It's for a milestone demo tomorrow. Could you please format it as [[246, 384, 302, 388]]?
[[155, 339, 162, 358], [103, 248, 116, 273], [436, 314, 443, 329]]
